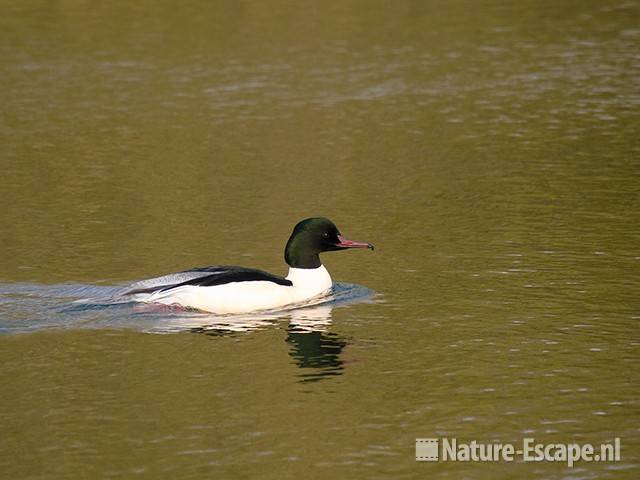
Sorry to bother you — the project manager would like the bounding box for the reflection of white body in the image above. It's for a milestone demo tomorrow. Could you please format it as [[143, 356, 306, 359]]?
[[136, 266, 333, 314], [289, 305, 333, 332], [148, 303, 336, 334]]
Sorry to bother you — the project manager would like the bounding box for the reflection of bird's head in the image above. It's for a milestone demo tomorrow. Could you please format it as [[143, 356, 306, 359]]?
[[286, 326, 347, 383]]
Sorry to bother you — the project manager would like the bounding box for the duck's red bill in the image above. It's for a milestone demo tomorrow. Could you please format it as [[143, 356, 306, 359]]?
[[336, 234, 374, 250]]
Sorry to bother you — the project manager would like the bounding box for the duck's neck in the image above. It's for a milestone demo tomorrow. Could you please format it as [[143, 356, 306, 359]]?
[[284, 237, 321, 269], [285, 252, 321, 269]]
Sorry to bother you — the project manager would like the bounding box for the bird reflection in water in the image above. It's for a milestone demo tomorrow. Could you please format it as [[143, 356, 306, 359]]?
[[286, 305, 347, 383], [135, 283, 373, 382], [184, 304, 348, 383]]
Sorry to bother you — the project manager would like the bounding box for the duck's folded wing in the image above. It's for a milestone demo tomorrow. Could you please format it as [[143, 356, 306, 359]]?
[[122, 266, 292, 295]]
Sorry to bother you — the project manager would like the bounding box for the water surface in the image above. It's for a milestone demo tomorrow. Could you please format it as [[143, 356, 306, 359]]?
[[1, 0, 638, 478]]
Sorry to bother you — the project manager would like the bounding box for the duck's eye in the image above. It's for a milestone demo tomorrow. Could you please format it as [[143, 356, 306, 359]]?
[[322, 232, 330, 239]]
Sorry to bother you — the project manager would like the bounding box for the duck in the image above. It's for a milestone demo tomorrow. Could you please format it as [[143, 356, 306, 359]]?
[[123, 217, 373, 314]]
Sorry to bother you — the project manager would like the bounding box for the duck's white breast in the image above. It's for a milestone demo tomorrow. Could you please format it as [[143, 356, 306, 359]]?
[[285, 265, 333, 301]]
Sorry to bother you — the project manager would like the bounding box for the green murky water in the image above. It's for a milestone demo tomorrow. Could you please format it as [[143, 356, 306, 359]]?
[[1, 0, 638, 478]]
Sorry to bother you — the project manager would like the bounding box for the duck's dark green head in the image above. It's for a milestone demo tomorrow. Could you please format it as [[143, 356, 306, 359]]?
[[284, 217, 373, 269]]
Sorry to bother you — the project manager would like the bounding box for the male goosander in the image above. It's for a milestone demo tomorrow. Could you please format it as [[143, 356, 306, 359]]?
[[123, 217, 373, 314]]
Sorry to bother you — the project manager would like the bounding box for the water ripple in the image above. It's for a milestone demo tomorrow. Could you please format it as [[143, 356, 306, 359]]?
[[0, 282, 376, 334]]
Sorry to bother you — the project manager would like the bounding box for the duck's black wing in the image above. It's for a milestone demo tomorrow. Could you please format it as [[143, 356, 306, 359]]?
[[122, 266, 292, 295]]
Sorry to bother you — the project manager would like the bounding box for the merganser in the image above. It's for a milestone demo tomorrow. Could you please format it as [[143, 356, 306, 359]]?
[[123, 217, 373, 314]]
